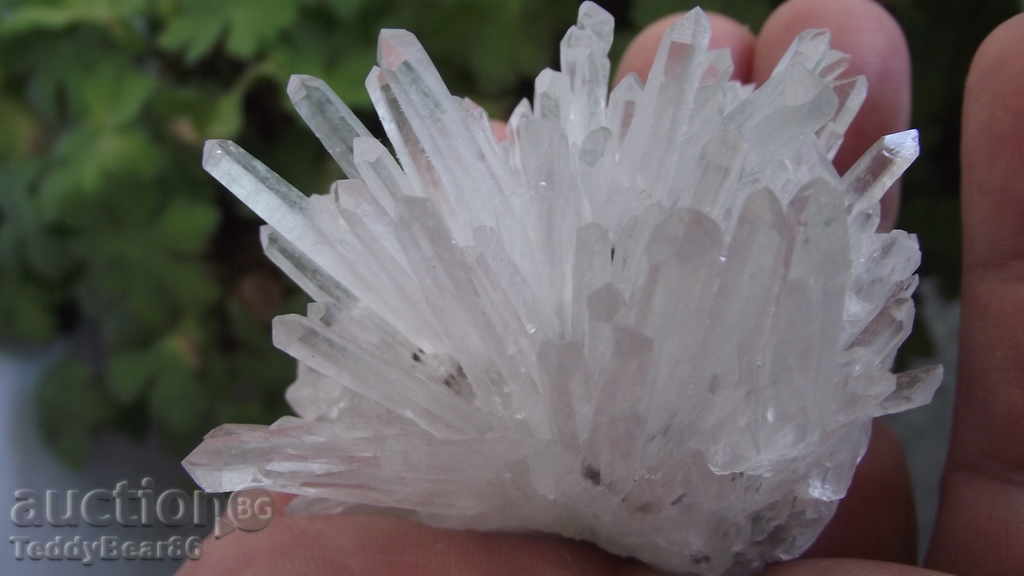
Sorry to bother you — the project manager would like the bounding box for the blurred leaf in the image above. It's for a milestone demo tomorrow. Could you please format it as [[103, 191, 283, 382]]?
[[107, 348, 158, 405], [227, 298, 270, 349], [0, 162, 39, 270], [465, 1, 570, 93], [0, 278, 58, 343], [37, 357, 114, 468], [4, 29, 112, 123], [266, 15, 375, 110], [324, 0, 369, 20], [1, 0, 148, 35], [74, 228, 220, 344], [223, 0, 299, 57], [0, 93, 39, 157], [157, 257, 220, 310], [77, 58, 156, 128], [203, 63, 269, 138], [156, 197, 221, 254], [159, 0, 300, 61], [323, 46, 376, 110], [205, 88, 245, 138], [148, 356, 208, 438], [158, 4, 225, 63], [38, 127, 163, 223], [231, 346, 294, 393], [23, 231, 70, 281]]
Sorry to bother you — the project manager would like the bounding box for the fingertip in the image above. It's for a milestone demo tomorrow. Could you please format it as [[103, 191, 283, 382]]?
[[710, 12, 757, 82], [766, 558, 945, 575], [616, 11, 756, 85], [963, 12, 1024, 173], [756, 0, 911, 228], [966, 12, 1024, 88], [930, 18, 1024, 574], [755, 0, 910, 87], [961, 12, 1024, 271]]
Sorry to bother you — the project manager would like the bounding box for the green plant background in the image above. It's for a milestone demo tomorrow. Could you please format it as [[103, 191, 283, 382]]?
[[0, 0, 1017, 466]]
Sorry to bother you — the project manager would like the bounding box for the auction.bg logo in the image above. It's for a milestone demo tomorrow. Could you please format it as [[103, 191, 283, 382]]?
[[9, 478, 273, 566]]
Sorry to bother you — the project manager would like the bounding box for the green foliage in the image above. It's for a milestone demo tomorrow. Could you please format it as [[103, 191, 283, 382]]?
[[158, 0, 300, 62], [37, 356, 115, 467], [0, 0, 586, 466], [1, 0, 1015, 466]]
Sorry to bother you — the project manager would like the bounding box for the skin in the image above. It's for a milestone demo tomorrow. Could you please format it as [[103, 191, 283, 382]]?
[[180, 1, 1024, 574]]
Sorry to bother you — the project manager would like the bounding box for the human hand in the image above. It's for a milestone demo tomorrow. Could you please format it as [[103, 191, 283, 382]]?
[[179, 1, 1024, 574]]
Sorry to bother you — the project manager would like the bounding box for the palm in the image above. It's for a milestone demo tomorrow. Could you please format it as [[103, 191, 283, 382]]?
[[181, 1, 1024, 574]]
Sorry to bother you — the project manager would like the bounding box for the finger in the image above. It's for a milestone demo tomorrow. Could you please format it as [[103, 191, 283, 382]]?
[[927, 14, 1024, 576], [616, 11, 756, 84], [767, 558, 947, 576], [179, 513, 656, 576], [803, 422, 917, 564], [754, 0, 911, 231]]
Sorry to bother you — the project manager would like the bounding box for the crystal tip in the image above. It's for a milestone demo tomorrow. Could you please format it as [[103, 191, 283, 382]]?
[[667, 5, 711, 42], [883, 129, 920, 158], [202, 139, 229, 170], [377, 28, 419, 70], [287, 74, 323, 100], [578, 1, 613, 25]]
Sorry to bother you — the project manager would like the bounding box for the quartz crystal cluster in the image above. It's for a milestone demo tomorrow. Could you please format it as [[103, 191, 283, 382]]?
[[186, 3, 941, 574]]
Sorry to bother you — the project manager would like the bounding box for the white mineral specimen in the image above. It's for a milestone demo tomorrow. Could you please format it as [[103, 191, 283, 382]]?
[[185, 3, 941, 574]]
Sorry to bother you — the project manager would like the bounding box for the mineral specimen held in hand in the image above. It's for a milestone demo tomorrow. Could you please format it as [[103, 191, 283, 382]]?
[[185, 3, 941, 574]]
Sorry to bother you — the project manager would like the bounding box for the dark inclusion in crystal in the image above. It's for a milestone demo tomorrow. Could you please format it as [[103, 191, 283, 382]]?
[[442, 362, 471, 398], [690, 553, 711, 565]]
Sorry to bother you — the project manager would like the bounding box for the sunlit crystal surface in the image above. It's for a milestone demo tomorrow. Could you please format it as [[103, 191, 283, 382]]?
[[185, 4, 941, 574]]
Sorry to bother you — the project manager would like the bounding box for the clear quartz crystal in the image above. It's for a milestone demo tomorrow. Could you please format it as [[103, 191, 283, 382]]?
[[186, 4, 941, 574]]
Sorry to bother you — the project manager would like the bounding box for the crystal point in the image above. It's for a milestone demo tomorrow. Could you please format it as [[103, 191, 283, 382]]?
[[190, 7, 939, 575], [287, 74, 371, 178]]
